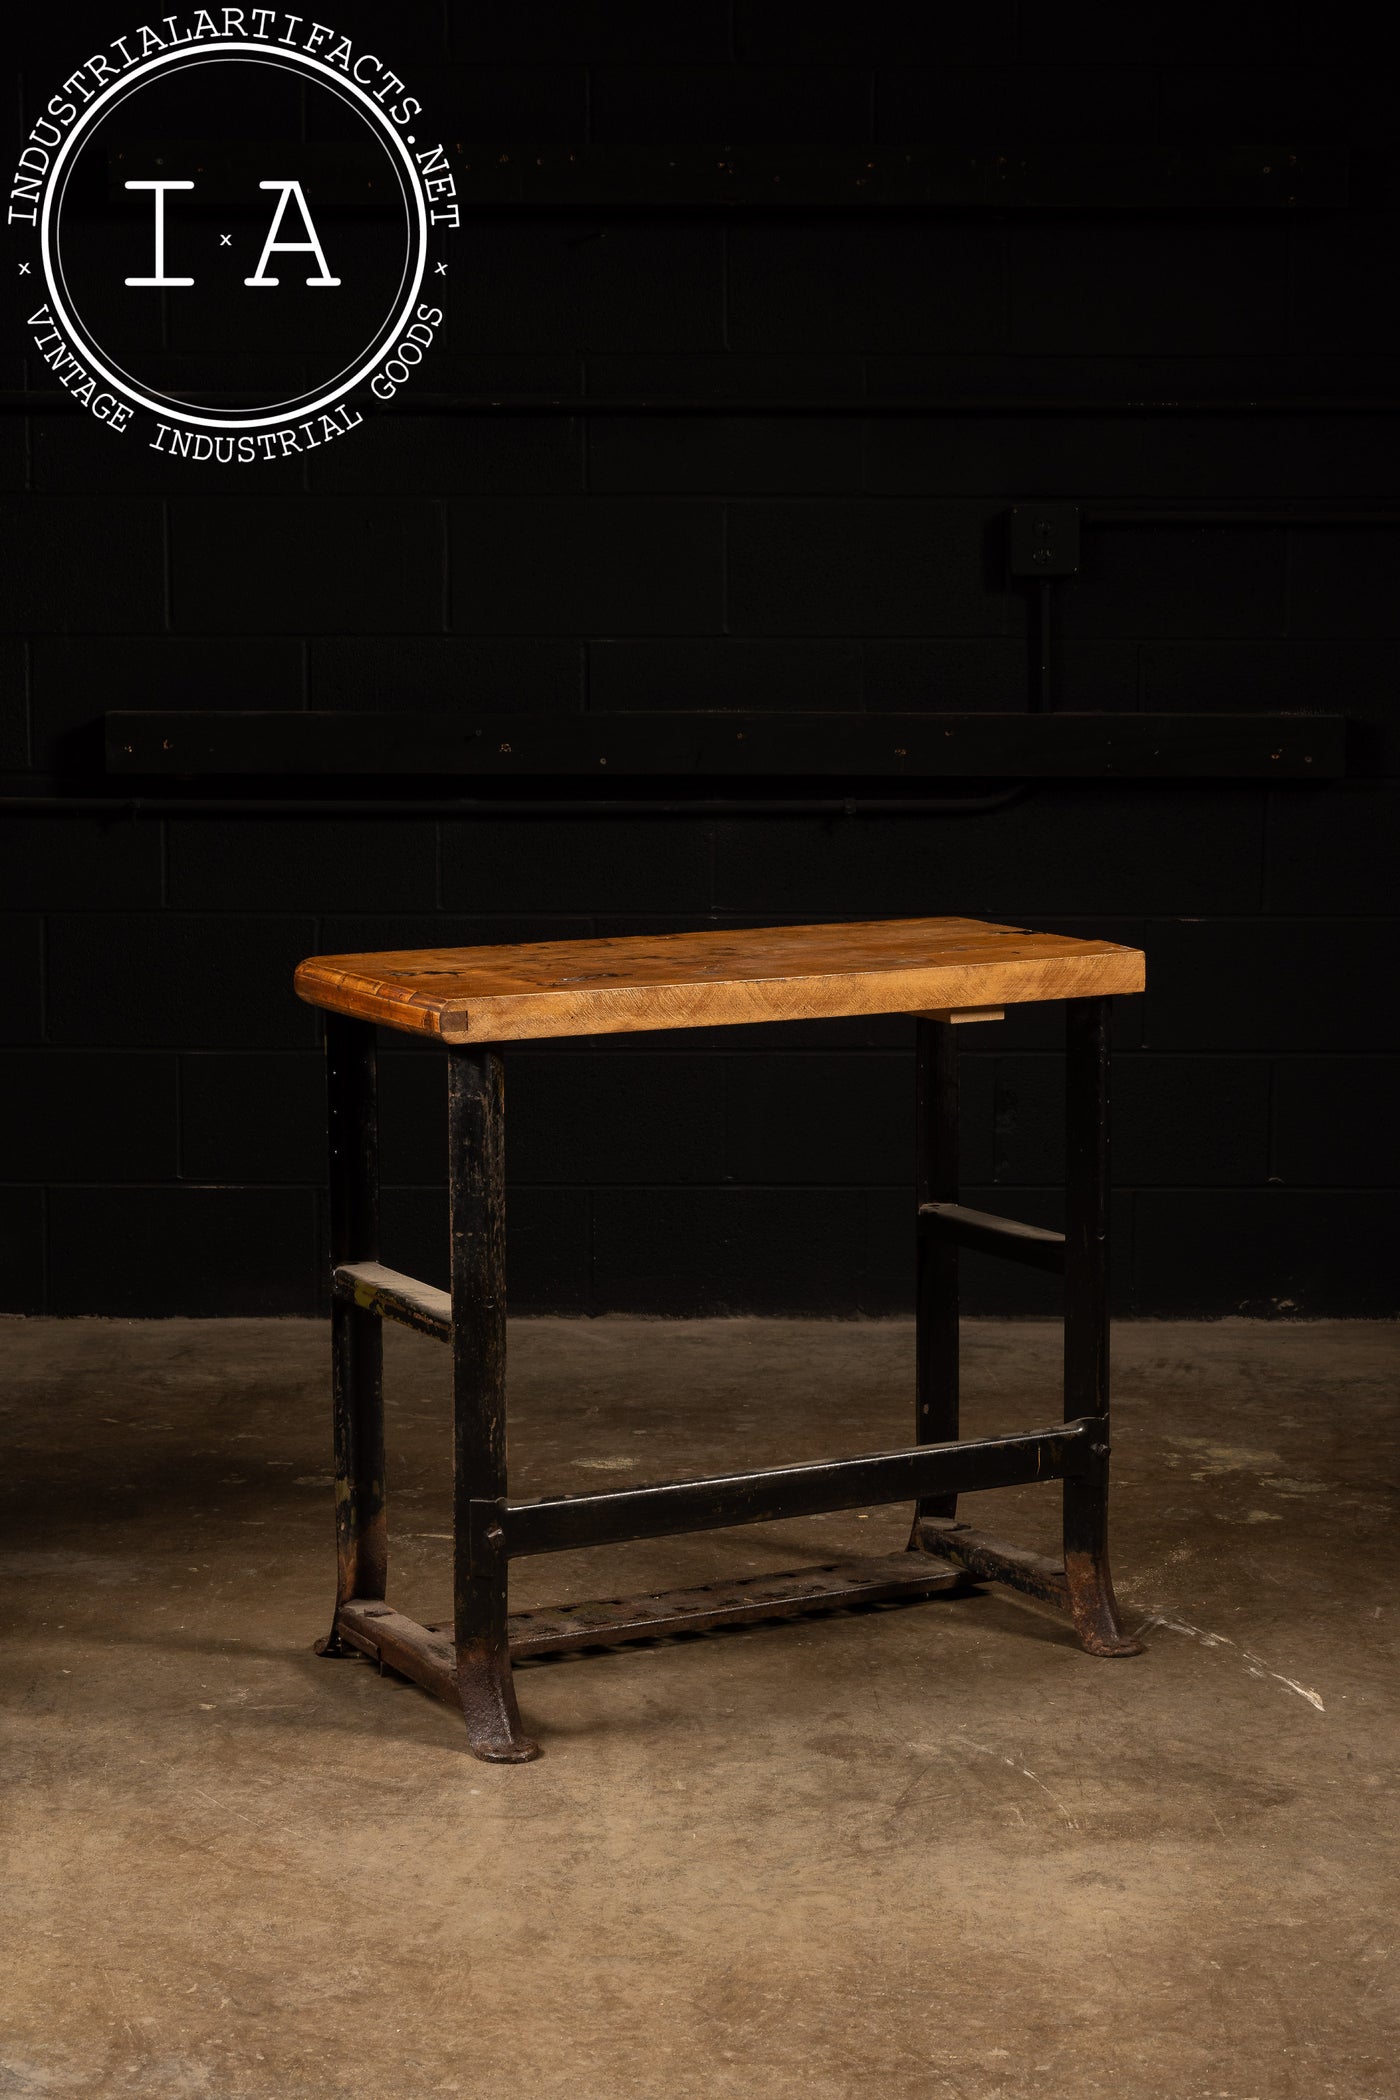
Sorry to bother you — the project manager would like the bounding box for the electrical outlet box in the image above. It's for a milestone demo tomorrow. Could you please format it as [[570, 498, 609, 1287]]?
[[1008, 503, 1081, 575]]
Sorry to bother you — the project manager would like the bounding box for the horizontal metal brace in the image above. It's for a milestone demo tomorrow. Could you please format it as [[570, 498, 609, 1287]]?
[[332, 1262, 450, 1342], [335, 1602, 457, 1701], [334, 1553, 974, 1692], [918, 1202, 1066, 1273], [506, 1421, 1092, 1558], [106, 709, 1346, 781], [103, 140, 1348, 212], [6, 394, 1398, 420], [911, 1519, 1072, 1608], [0, 788, 1032, 820], [457, 1552, 969, 1655]]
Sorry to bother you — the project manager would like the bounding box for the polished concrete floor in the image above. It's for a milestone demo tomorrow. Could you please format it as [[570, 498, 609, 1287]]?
[[2, 1316, 1397, 2100]]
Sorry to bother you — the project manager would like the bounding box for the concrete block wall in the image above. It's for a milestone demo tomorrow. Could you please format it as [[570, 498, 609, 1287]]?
[[3, 2, 1398, 1315]]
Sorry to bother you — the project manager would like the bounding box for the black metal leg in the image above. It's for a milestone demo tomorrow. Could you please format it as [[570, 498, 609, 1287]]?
[[1062, 997, 1141, 1658], [448, 1047, 539, 1762], [911, 1018, 960, 1541], [318, 1013, 386, 1657]]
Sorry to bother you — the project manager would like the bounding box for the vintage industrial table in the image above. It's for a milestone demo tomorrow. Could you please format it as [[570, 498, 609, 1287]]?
[[294, 917, 1147, 1762]]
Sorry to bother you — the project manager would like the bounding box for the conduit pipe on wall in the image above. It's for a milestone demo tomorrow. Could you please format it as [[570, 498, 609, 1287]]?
[[0, 788, 1032, 819]]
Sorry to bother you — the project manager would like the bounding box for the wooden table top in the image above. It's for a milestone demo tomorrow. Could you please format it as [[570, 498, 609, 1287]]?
[[294, 917, 1144, 1044]]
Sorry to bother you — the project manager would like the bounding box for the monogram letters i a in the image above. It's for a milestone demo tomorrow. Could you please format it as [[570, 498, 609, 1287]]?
[[125, 177, 341, 289]]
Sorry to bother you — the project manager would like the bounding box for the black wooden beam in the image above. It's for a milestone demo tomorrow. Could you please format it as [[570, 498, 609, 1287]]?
[[105, 710, 1347, 781]]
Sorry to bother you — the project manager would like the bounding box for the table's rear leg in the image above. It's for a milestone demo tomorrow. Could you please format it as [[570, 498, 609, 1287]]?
[[910, 1017, 960, 1547], [318, 1014, 387, 1656], [1063, 997, 1141, 1658], [448, 1047, 540, 1761]]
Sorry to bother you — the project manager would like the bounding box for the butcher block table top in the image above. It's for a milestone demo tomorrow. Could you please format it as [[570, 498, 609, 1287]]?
[[294, 916, 1145, 1045]]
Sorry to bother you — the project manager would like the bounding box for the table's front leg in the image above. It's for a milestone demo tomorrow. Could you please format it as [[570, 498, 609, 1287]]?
[[318, 1013, 386, 1657], [448, 1046, 540, 1761], [1062, 997, 1142, 1658], [912, 1016, 960, 1535]]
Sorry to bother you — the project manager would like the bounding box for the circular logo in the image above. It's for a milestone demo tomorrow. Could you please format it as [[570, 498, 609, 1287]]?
[[10, 15, 456, 461]]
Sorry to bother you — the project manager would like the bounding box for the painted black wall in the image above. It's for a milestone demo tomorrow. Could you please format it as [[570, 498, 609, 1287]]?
[[4, 3, 1399, 1318]]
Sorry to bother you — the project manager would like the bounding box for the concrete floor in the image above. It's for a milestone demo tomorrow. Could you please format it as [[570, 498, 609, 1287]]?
[[2, 1317, 1397, 2100]]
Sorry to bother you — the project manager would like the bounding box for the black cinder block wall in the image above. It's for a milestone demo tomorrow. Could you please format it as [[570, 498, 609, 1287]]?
[[4, 3, 1399, 1318]]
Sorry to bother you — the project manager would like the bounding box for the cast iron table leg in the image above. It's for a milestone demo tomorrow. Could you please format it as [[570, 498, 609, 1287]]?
[[911, 1017, 960, 1538], [448, 1046, 540, 1762], [318, 1012, 387, 1655], [1062, 997, 1142, 1658]]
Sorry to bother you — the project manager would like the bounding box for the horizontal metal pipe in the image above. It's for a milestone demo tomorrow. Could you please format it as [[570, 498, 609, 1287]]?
[[507, 1421, 1093, 1557], [1085, 509, 1400, 526], [103, 706, 1344, 780], [4, 391, 1400, 419], [0, 788, 1029, 819]]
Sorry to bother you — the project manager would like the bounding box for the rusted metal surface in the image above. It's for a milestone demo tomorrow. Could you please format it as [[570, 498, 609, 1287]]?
[[507, 1423, 1094, 1559], [335, 1553, 973, 1692], [321, 1015, 386, 1648], [498, 1554, 971, 1655], [336, 1600, 456, 1699], [332, 1261, 451, 1343], [910, 1519, 1072, 1608], [448, 1048, 539, 1761]]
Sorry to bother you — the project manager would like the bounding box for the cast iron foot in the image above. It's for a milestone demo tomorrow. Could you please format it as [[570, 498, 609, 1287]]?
[[1064, 1551, 1144, 1657], [456, 1637, 540, 1763]]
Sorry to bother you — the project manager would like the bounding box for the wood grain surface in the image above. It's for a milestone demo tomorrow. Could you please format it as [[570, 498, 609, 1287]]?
[[294, 917, 1145, 1044]]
